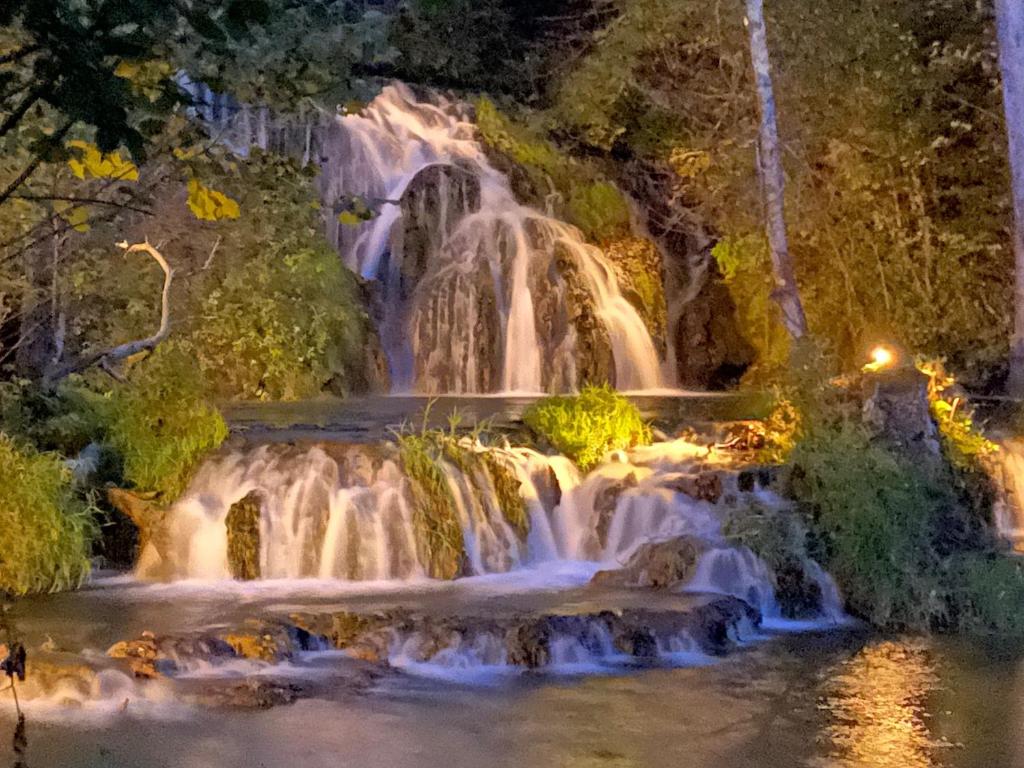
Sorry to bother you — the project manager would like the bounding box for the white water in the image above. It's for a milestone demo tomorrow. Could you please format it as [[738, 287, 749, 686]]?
[[319, 84, 663, 393], [994, 438, 1024, 551], [142, 439, 842, 624]]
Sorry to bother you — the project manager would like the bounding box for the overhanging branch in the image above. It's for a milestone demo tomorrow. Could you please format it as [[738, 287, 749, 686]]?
[[45, 240, 174, 383]]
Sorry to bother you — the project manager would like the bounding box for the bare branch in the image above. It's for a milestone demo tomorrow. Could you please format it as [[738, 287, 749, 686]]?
[[45, 240, 175, 383]]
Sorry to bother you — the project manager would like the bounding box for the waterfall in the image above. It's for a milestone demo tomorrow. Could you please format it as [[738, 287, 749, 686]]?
[[319, 84, 664, 393], [177, 80, 665, 393], [995, 438, 1024, 551], [139, 437, 842, 622]]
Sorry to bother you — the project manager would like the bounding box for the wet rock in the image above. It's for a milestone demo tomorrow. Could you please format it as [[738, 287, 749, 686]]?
[[107, 631, 160, 679], [553, 242, 616, 386], [226, 491, 262, 581], [616, 157, 753, 389], [22, 657, 97, 704], [593, 473, 638, 549], [774, 560, 824, 620], [603, 237, 668, 355], [591, 536, 707, 589], [197, 679, 304, 710], [106, 488, 172, 579], [665, 472, 723, 504], [683, 596, 761, 655], [394, 163, 482, 301]]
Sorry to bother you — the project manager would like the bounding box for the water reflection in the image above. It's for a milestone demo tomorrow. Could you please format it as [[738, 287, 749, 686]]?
[[816, 640, 943, 768]]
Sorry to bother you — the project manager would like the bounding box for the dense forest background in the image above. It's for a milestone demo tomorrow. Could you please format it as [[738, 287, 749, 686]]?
[[0, 0, 1014, 396]]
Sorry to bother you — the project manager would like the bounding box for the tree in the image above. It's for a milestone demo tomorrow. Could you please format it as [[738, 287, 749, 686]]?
[[997, 0, 1024, 396], [743, 0, 808, 340]]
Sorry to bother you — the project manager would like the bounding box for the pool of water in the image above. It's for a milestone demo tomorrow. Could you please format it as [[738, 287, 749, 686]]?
[[2, 578, 1023, 768]]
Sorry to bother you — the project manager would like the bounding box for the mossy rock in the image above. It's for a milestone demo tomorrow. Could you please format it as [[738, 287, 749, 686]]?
[[603, 237, 667, 352], [554, 242, 616, 386], [479, 451, 529, 539], [226, 491, 262, 581], [398, 435, 466, 580]]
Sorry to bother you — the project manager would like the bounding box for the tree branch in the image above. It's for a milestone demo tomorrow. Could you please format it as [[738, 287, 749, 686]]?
[[0, 121, 72, 208], [12, 194, 153, 216], [45, 240, 175, 383]]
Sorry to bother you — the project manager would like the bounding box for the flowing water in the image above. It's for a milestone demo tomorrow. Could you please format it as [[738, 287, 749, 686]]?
[[181, 81, 667, 394], [5, 577, 1024, 768]]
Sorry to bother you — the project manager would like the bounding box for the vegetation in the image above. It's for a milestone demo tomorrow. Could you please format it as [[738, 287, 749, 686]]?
[[0, 435, 94, 595], [396, 431, 465, 580], [475, 98, 632, 243], [104, 345, 228, 501], [524, 385, 651, 471]]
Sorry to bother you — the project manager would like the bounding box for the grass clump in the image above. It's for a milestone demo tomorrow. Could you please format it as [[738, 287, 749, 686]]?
[[397, 432, 465, 580], [105, 344, 228, 502], [944, 554, 1024, 636], [524, 385, 651, 472], [0, 434, 95, 595]]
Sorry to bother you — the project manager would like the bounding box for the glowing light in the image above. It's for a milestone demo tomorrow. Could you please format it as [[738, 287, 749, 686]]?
[[864, 345, 896, 373]]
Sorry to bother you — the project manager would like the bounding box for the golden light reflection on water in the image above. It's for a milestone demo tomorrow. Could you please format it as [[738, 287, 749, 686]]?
[[816, 640, 944, 768]]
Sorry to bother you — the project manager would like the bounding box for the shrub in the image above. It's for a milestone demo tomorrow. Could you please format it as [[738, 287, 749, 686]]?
[[0, 434, 94, 595], [104, 344, 228, 502], [945, 554, 1024, 636], [524, 385, 651, 471], [786, 421, 949, 631]]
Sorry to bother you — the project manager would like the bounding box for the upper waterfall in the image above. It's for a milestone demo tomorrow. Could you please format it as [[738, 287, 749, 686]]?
[[318, 84, 664, 394]]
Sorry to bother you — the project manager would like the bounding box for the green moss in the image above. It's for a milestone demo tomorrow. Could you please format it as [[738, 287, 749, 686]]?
[[226, 491, 262, 581], [475, 97, 631, 243], [105, 343, 228, 502], [0, 434, 94, 595], [479, 451, 529, 539], [524, 385, 652, 472], [567, 182, 632, 244], [397, 433, 465, 580]]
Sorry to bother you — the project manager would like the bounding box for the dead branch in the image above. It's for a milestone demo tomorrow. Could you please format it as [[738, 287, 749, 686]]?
[[45, 240, 174, 384]]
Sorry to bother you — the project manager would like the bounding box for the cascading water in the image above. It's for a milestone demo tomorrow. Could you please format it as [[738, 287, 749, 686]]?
[[178, 81, 666, 393], [994, 438, 1024, 551], [318, 84, 663, 393], [143, 437, 842, 624]]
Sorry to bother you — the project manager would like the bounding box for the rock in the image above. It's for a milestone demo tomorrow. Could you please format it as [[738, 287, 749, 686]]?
[[861, 366, 940, 458], [666, 472, 723, 504], [684, 596, 761, 655], [591, 536, 707, 589], [615, 157, 754, 389], [106, 488, 172, 579], [107, 632, 160, 679], [197, 679, 303, 710], [774, 560, 824, 620], [226, 491, 262, 580], [603, 237, 668, 355], [394, 162, 482, 301], [553, 241, 616, 386]]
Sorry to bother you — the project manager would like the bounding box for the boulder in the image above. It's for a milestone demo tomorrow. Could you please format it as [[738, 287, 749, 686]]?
[[226, 491, 262, 581], [591, 536, 707, 589]]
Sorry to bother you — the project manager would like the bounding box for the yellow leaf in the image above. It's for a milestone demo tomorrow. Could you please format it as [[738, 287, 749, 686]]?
[[66, 140, 139, 181], [187, 178, 241, 221], [52, 200, 91, 233], [337, 210, 362, 226]]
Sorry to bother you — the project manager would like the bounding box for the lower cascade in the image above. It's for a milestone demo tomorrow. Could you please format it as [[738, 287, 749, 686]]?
[[140, 437, 843, 625]]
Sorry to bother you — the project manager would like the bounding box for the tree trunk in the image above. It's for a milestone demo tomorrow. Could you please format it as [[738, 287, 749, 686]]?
[[743, 0, 808, 340], [997, 0, 1024, 396]]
